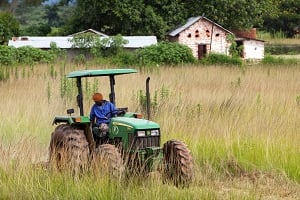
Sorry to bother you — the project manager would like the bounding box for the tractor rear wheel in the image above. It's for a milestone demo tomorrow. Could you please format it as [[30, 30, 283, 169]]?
[[92, 144, 125, 180], [49, 124, 89, 175], [162, 140, 194, 187]]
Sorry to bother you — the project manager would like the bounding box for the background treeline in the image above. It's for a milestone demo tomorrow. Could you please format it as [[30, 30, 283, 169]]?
[[0, 0, 299, 42]]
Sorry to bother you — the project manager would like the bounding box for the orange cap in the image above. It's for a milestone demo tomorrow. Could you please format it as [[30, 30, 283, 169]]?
[[92, 93, 103, 101]]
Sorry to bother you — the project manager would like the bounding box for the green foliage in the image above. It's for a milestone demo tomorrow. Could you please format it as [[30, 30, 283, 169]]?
[[110, 51, 138, 67], [17, 46, 53, 64], [138, 42, 195, 65], [265, 44, 300, 55], [187, 0, 279, 30], [0, 45, 60, 65], [227, 34, 243, 57], [0, 45, 18, 65], [15, 4, 52, 36], [49, 42, 65, 60], [0, 11, 19, 45], [70, 33, 100, 49], [65, 0, 280, 39], [99, 34, 129, 56], [262, 55, 298, 65], [263, 0, 300, 38], [199, 53, 243, 66], [70, 33, 128, 58], [64, 1, 180, 40], [137, 6, 168, 40]]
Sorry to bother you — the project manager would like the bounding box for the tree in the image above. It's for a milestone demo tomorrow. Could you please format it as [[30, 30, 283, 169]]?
[[0, 11, 19, 45], [185, 0, 279, 30], [64, 0, 187, 40], [15, 5, 51, 35], [0, 0, 46, 13], [263, 0, 300, 37]]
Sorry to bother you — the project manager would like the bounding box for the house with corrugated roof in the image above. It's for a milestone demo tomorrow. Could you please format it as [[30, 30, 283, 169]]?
[[8, 35, 157, 49], [8, 29, 157, 58], [168, 16, 264, 60]]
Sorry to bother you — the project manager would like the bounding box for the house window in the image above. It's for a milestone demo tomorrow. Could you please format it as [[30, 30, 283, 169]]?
[[215, 33, 220, 37], [188, 33, 191, 38], [195, 30, 199, 38], [206, 30, 210, 37]]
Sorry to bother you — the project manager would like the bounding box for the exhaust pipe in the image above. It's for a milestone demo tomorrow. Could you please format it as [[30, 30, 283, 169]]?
[[146, 77, 151, 120]]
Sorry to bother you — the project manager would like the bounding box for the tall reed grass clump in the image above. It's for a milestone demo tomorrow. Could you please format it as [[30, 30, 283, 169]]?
[[0, 63, 300, 199]]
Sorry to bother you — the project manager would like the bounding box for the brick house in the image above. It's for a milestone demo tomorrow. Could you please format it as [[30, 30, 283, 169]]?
[[168, 16, 233, 59], [168, 16, 264, 60]]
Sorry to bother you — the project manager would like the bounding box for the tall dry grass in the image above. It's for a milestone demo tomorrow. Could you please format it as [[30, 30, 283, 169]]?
[[0, 63, 300, 199]]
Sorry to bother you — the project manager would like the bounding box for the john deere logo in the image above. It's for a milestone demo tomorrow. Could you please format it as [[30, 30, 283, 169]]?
[[112, 126, 119, 135]]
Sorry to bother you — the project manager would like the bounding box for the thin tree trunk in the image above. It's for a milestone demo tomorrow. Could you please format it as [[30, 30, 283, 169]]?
[[9, 0, 18, 14]]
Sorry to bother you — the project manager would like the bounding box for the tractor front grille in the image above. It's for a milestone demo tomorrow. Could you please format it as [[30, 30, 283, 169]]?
[[128, 134, 160, 150]]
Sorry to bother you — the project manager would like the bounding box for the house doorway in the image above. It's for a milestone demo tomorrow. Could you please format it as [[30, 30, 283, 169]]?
[[236, 41, 244, 58], [198, 44, 207, 59]]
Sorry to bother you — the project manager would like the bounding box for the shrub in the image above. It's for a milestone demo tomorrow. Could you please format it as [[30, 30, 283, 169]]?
[[17, 46, 54, 64], [262, 55, 298, 65], [137, 42, 196, 65], [110, 51, 138, 67], [0, 45, 58, 65], [265, 44, 300, 55], [49, 42, 65, 60], [200, 53, 243, 66], [0, 45, 18, 65]]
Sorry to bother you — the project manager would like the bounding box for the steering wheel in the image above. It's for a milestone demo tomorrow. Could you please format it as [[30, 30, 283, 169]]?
[[105, 108, 127, 117]]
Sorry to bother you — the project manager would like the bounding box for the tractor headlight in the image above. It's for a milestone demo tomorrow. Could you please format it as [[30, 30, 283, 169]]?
[[150, 129, 160, 136], [137, 130, 146, 137]]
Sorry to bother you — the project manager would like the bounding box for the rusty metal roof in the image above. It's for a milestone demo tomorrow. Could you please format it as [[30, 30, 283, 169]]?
[[168, 16, 233, 37]]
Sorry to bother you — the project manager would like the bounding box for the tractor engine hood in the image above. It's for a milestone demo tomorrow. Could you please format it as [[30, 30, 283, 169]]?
[[111, 117, 160, 130]]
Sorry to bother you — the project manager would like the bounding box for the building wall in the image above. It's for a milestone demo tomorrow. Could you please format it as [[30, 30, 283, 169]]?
[[243, 40, 264, 60], [173, 19, 231, 58]]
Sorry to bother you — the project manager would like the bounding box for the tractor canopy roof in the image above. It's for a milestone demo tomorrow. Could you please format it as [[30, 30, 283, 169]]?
[[67, 68, 137, 78]]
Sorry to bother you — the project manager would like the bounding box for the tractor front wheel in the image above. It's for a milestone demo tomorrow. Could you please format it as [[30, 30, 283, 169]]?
[[162, 139, 194, 187], [92, 144, 125, 180]]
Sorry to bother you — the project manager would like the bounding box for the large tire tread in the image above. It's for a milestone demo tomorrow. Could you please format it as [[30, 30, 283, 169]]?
[[163, 139, 194, 187], [92, 144, 125, 180], [49, 124, 89, 174]]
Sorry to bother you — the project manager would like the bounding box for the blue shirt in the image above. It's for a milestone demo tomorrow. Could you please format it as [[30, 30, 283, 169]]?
[[90, 101, 116, 126]]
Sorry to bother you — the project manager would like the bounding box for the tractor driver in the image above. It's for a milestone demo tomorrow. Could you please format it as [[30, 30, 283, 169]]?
[[90, 92, 116, 137]]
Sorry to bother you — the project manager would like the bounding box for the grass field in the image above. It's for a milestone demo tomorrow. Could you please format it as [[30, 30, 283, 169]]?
[[0, 63, 300, 199]]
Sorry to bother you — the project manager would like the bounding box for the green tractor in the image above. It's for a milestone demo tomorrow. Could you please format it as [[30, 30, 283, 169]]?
[[49, 68, 194, 186]]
